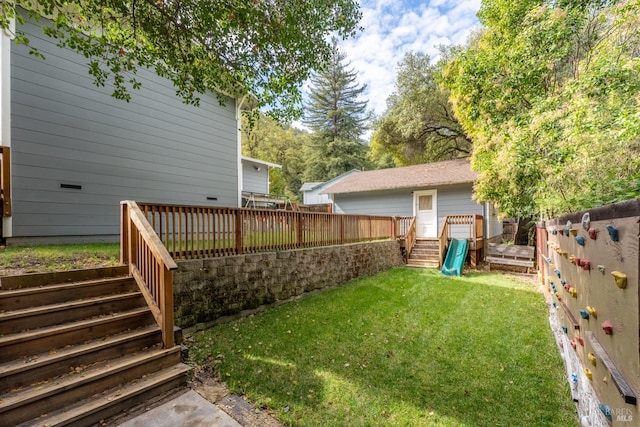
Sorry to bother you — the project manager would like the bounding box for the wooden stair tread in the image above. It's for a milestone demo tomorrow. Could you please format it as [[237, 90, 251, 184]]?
[[14, 363, 191, 427], [0, 325, 160, 379], [0, 346, 181, 410], [0, 266, 130, 290], [0, 291, 143, 322], [0, 307, 152, 346], [0, 275, 135, 299]]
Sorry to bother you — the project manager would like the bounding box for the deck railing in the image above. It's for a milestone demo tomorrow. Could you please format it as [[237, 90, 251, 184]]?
[[120, 201, 177, 348], [437, 214, 484, 268], [404, 217, 417, 261], [137, 203, 398, 260], [0, 146, 11, 217]]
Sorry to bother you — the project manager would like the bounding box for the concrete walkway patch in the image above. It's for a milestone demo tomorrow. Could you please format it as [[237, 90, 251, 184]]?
[[119, 390, 242, 427]]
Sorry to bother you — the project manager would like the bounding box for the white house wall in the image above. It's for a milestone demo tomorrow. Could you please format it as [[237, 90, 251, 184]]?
[[303, 188, 332, 205], [9, 16, 239, 242]]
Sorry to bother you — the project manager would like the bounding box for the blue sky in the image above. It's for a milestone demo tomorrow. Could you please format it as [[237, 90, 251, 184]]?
[[337, 0, 482, 116]]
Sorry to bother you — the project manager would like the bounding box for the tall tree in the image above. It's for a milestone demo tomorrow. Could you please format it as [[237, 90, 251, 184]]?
[[443, 0, 640, 217], [303, 40, 371, 181], [370, 51, 471, 167], [2, 0, 362, 121]]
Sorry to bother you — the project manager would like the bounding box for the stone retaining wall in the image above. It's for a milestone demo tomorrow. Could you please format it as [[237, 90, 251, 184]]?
[[173, 240, 404, 329]]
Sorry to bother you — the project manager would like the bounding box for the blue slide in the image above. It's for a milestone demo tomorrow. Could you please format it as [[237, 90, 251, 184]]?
[[441, 238, 469, 277]]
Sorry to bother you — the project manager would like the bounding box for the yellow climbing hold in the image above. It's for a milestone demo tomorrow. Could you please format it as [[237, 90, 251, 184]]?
[[588, 353, 597, 366], [611, 271, 627, 289], [558, 250, 568, 258], [569, 229, 578, 236], [569, 287, 577, 298], [586, 306, 597, 318], [569, 256, 576, 265], [584, 368, 593, 380]]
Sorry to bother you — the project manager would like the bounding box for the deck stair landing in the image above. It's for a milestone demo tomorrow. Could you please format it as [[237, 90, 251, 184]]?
[[0, 266, 190, 427], [406, 239, 440, 268]]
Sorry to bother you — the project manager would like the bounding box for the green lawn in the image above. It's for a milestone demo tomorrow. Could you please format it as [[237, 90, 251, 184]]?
[[0, 243, 120, 275], [190, 267, 576, 427]]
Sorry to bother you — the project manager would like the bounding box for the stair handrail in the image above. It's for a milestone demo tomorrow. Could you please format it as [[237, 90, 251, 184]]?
[[437, 216, 450, 268], [404, 216, 417, 261], [120, 200, 178, 348]]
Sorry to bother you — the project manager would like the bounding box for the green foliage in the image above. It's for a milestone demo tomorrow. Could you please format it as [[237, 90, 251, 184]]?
[[370, 51, 471, 167], [2, 0, 362, 122], [241, 114, 307, 200], [190, 268, 575, 426], [302, 40, 372, 181], [443, 0, 640, 217]]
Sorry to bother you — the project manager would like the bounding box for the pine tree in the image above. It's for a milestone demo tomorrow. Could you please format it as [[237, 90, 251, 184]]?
[[303, 40, 371, 181]]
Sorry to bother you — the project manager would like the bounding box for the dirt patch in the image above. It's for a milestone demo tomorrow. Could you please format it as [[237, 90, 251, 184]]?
[[190, 365, 282, 427]]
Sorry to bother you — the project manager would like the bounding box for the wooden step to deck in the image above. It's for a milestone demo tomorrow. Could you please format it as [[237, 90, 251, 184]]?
[[0, 267, 190, 427], [407, 239, 440, 268]]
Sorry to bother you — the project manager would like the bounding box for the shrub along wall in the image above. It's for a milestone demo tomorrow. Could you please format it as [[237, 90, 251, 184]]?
[[173, 240, 404, 329]]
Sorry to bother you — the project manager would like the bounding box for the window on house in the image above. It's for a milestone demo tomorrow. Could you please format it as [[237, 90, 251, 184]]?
[[419, 195, 433, 210]]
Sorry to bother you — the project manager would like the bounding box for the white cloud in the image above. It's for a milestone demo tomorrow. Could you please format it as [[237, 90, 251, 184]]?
[[334, 0, 481, 118]]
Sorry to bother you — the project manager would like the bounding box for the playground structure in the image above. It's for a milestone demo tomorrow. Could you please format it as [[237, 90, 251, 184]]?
[[538, 199, 639, 426]]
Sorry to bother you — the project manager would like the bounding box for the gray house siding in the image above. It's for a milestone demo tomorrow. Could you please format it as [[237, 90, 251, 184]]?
[[242, 162, 269, 194], [9, 18, 238, 241], [332, 183, 488, 238], [333, 190, 414, 216], [436, 183, 483, 239]]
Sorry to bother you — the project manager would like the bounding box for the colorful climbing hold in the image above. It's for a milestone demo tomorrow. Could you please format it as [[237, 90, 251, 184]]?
[[586, 306, 597, 318], [570, 256, 578, 265], [552, 228, 558, 235], [588, 353, 597, 366], [584, 368, 593, 380], [562, 325, 568, 334], [576, 335, 584, 346], [579, 259, 591, 271], [559, 228, 565, 236], [602, 320, 613, 335], [552, 302, 557, 308], [579, 309, 589, 319], [563, 227, 570, 236], [599, 403, 612, 421], [570, 340, 577, 349], [575, 235, 585, 246], [564, 283, 571, 291], [569, 228, 578, 237], [611, 271, 627, 289], [588, 228, 598, 240], [606, 224, 619, 241], [554, 268, 561, 278], [597, 265, 605, 274], [569, 287, 577, 298]]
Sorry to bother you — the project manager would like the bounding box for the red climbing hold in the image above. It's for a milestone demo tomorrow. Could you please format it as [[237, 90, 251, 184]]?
[[588, 228, 598, 240], [602, 321, 613, 335]]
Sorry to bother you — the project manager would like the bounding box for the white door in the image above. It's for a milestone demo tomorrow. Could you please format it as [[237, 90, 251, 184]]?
[[414, 190, 437, 238]]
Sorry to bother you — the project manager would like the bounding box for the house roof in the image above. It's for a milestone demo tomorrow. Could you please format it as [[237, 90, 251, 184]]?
[[241, 156, 282, 169], [322, 158, 476, 195], [299, 169, 361, 194], [300, 182, 324, 192]]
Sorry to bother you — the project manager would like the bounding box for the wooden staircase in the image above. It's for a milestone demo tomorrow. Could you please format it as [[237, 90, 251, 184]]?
[[406, 238, 440, 268], [0, 266, 191, 427]]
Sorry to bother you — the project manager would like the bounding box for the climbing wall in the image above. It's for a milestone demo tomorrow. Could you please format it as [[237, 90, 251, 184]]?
[[541, 199, 639, 426]]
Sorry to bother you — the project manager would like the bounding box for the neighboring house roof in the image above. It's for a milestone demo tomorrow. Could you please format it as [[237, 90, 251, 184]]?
[[299, 169, 361, 194], [241, 156, 282, 169], [322, 158, 476, 195], [300, 182, 324, 192]]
